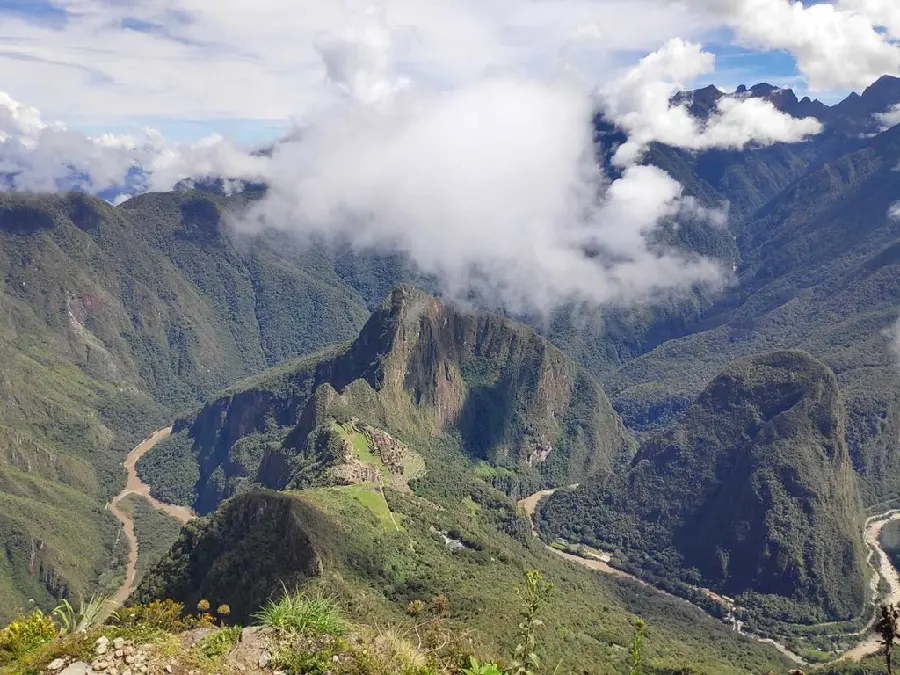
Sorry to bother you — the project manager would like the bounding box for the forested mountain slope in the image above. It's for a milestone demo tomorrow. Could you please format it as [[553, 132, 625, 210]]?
[[0, 190, 405, 621], [539, 351, 867, 624], [137, 285, 634, 513]]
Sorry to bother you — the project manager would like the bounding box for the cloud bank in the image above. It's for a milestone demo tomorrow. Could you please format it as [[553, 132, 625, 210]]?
[[0, 91, 267, 198], [0, 9, 843, 315], [692, 0, 900, 91], [603, 38, 823, 165]]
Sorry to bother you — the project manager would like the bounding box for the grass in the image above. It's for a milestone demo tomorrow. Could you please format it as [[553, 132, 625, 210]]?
[[195, 626, 242, 661], [334, 485, 400, 531], [254, 588, 347, 637]]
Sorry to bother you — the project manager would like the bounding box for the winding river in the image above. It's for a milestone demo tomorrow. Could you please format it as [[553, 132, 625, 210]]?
[[102, 427, 195, 619], [518, 488, 900, 667]]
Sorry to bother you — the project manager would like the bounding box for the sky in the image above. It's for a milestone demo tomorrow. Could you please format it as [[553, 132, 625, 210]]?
[[0, 0, 898, 313], [0, 0, 893, 141]]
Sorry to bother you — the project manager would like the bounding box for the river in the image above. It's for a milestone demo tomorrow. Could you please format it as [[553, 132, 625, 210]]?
[[101, 427, 195, 621], [519, 488, 900, 667]]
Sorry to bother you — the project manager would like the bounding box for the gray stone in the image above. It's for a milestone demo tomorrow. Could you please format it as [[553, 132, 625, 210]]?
[[258, 649, 271, 668], [47, 658, 66, 671], [59, 664, 94, 675]]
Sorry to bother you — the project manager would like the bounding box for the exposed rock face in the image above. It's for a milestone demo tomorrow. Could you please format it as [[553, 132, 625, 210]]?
[[146, 286, 633, 512], [540, 351, 867, 621]]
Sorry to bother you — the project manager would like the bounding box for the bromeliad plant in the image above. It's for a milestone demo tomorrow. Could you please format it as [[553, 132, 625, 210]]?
[[52, 596, 109, 636]]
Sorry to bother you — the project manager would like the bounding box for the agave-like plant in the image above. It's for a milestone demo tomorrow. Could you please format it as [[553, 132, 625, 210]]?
[[52, 596, 109, 635]]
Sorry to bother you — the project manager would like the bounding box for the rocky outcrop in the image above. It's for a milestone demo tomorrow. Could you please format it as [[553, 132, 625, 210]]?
[[144, 286, 633, 513]]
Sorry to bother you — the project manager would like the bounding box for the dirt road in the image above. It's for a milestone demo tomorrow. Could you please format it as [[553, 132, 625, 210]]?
[[104, 426, 194, 617]]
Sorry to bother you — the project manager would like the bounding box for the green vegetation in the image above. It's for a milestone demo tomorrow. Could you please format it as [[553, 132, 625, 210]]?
[[540, 351, 868, 624], [254, 588, 347, 637], [133, 483, 794, 674], [51, 596, 108, 636], [118, 494, 184, 584], [0, 189, 413, 617], [330, 485, 399, 530], [139, 286, 634, 518], [0, 610, 56, 664]]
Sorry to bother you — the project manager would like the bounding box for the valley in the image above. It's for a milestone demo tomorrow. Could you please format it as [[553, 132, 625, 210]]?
[[523, 485, 900, 667], [106, 427, 193, 616], [3, 65, 900, 675]]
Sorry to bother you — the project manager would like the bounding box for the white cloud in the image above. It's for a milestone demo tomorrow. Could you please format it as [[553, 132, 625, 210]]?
[[224, 17, 723, 315], [690, 0, 900, 91], [876, 104, 900, 130], [890, 201, 900, 220], [0, 92, 268, 195], [0, 0, 714, 126], [603, 39, 823, 165], [838, 0, 900, 39]]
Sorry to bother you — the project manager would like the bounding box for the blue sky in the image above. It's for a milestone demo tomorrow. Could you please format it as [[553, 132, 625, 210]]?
[[0, 0, 895, 143]]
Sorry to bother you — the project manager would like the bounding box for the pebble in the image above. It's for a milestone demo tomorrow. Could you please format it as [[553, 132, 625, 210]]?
[[258, 649, 271, 668], [46, 658, 66, 671], [112, 638, 125, 650]]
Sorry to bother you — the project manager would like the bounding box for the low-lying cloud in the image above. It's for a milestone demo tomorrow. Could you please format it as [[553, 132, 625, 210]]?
[[241, 71, 722, 313], [604, 39, 822, 165], [876, 104, 900, 130], [0, 91, 267, 199]]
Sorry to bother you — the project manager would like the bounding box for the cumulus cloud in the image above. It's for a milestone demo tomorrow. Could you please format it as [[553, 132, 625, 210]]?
[[0, 93, 268, 197], [603, 39, 823, 165], [690, 0, 900, 91], [228, 16, 723, 314]]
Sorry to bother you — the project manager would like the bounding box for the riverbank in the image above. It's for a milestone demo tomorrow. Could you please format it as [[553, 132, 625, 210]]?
[[102, 427, 194, 620], [518, 487, 900, 667]]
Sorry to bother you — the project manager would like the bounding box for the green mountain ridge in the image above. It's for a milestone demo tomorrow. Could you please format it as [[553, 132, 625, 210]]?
[[138, 285, 634, 514], [539, 350, 868, 624], [0, 190, 405, 621]]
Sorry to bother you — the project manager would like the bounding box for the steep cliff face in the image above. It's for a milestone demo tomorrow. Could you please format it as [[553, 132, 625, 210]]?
[[139, 286, 633, 513], [539, 351, 867, 622]]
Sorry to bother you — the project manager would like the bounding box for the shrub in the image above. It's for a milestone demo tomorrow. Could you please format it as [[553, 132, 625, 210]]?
[[0, 610, 57, 663], [461, 657, 503, 675], [253, 589, 346, 637], [111, 599, 188, 637], [195, 626, 242, 660]]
